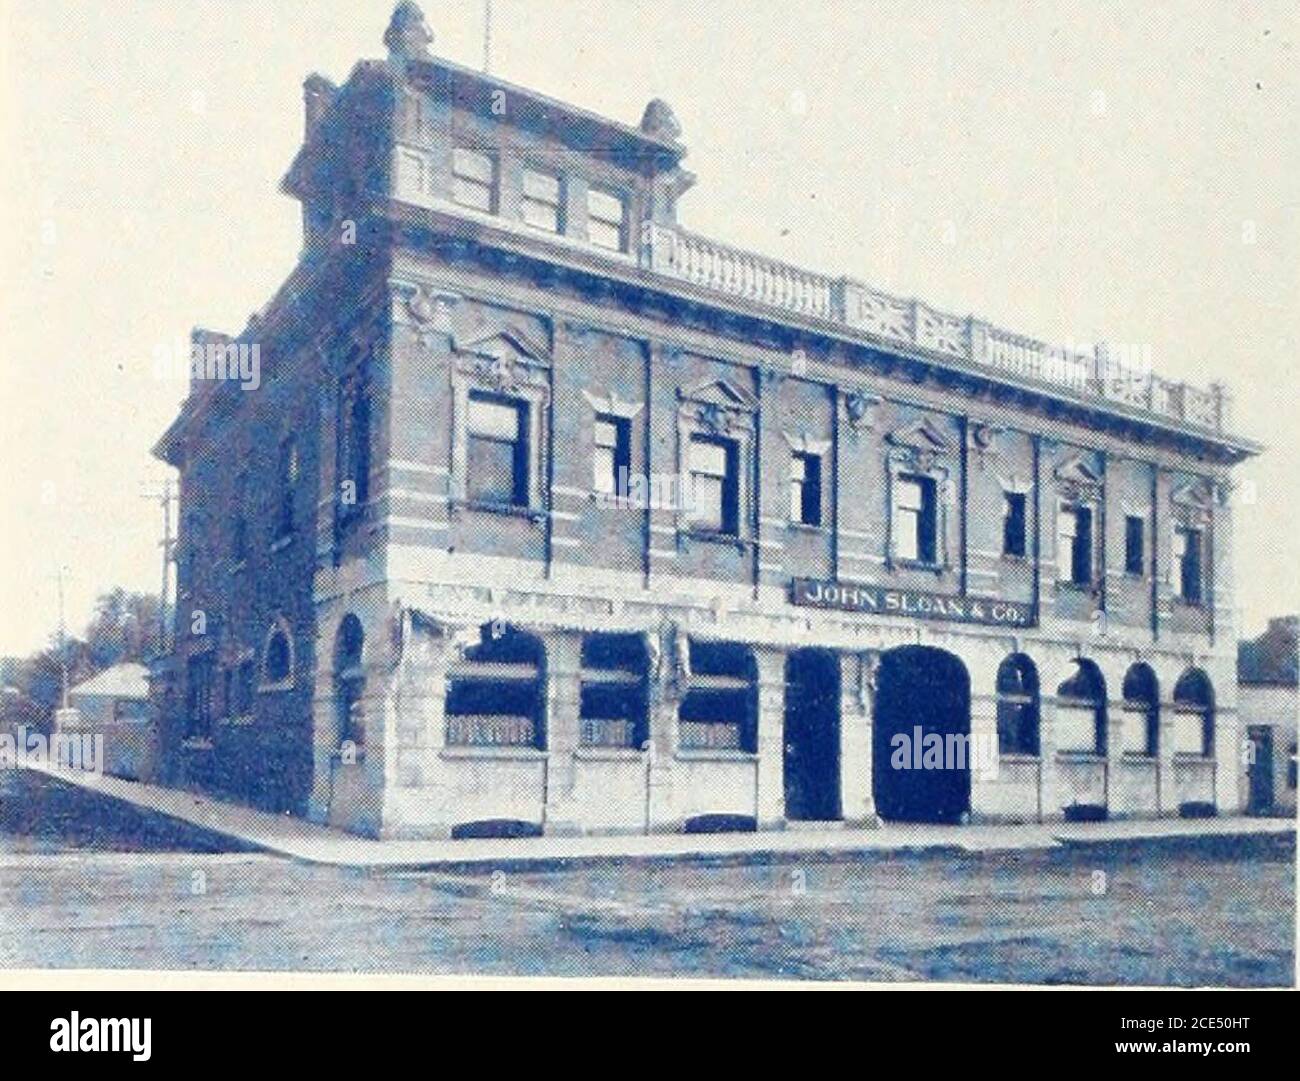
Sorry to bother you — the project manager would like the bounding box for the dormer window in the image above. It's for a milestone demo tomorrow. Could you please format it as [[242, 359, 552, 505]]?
[[521, 169, 563, 233], [451, 148, 496, 213], [587, 187, 627, 251]]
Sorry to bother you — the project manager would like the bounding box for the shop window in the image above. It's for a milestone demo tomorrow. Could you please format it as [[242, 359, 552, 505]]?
[[1121, 663, 1159, 756], [1172, 668, 1214, 757], [678, 640, 756, 752], [1055, 660, 1106, 755], [579, 634, 648, 748], [445, 625, 545, 748]]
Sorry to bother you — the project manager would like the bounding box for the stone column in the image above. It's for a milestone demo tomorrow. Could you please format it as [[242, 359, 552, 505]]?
[[1156, 698, 1177, 815], [542, 630, 584, 835], [753, 645, 786, 829], [1037, 696, 1062, 821], [839, 651, 878, 826], [383, 620, 449, 837], [645, 625, 683, 834], [968, 691, 1000, 822]]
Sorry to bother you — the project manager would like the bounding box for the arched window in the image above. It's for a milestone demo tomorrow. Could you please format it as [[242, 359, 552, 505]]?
[[579, 633, 649, 749], [1055, 659, 1106, 755], [996, 654, 1040, 756], [334, 614, 365, 748], [445, 624, 545, 748], [1173, 669, 1215, 757], [262, 620, 294, 688], [1121, 664, 1159, 757]]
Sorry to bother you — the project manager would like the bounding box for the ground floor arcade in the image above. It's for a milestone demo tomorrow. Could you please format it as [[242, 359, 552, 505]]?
[[309, 591, 1237, 839]]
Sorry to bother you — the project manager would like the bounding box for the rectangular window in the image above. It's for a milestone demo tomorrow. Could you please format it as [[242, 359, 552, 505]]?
[[586, 187, 627, 251], [789, 452, 822, 526], [1125, 515, 1145, 575], [593, 414, 631, 496], [467, 393, 528, 506], [1057, 504, 1093, 584], [1174, 527, 1203, 603], [276, 438, 298, 539], [895, 474, 937, 563], [521, 169, 563, 233], [688, 435, 739, 535], [1002, 492, 1027, 557], [451, 148, 497, 212]]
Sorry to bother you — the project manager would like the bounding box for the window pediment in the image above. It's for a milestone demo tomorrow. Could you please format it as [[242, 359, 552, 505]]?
[[678, 376, 757, 434], [1054, 453, 1103, 488], [452, 329, 551, 396]]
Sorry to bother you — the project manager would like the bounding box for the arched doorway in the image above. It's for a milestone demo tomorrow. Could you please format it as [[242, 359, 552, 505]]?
[[873, 646, 971, 823], [784, 648, 841, 821]]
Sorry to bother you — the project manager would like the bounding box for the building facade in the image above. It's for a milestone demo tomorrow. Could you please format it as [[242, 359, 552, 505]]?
[[153, 4, 1261, 838], [1238, 617, 1298, 816]]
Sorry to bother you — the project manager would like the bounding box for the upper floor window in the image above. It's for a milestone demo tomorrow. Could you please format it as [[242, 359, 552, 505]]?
[[593, 414, 631, 496], [263, 623, 294, 688], [789, 452, 822, 527], [467, 392, 528, 507], [586, 187, 627, 252], [1057, 503, 1093, 585], [1173, 527, 1203, 603], [1002, 492, 1027, 557], [451, 148, 497, 213], [895, 474, 937, 564], [1125, 515, 1145, 575], [276, 437, 299, 539], [688, 435, 739, 535], [521, 169, 563, 233]]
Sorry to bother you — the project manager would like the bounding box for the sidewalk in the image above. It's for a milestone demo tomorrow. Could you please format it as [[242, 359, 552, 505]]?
[[19, 763, 1296, 871]]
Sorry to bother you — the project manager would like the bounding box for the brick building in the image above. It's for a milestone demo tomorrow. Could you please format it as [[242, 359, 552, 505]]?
[[153, 3, 1260, 838]]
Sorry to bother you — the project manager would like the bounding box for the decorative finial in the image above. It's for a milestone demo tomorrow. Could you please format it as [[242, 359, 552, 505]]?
[[384, 1, 433, 63], [640, 98, 682, 143]]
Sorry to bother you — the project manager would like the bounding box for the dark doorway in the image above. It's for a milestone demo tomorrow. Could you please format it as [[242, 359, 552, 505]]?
[[873, 646, 971, 823], [1247, 726, 1275, 815], [784, 649, 841, 821]]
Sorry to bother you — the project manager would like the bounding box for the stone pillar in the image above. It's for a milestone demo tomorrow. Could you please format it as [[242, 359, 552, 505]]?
[[645, 626, 682, 834], [968, 691, 1001, 821], [1105, 696, 1126, 816], [542, 630, 584, 835], [754, 645, 786, 829], [839, 651, 878, 826], [1037, 696, 1061, 821], [1156, 698, 1177, 815]]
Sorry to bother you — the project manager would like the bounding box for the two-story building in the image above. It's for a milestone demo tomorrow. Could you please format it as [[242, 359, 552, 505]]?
[[153, 3, 1261, 838]]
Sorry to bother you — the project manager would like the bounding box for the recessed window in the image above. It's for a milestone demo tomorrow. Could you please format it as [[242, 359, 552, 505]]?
[[1057, 504, 1093, 585], [593, 414, 631, 496], [451, 148, 497, 212], [264, 628, 292, 685], [789, 452, 821, 526], [688, 435, 739, 535], [1173, 527, 1203, 603], [338, 378, 371, 522], [1125, 515, 1145, 575], [895, 474, 937, 563], [521, 169, 563, 233], [586, 187, 627, 251], [467, 392, 528, 507], [1002, 492, 1027, 557], [276, 437, 299, 539]]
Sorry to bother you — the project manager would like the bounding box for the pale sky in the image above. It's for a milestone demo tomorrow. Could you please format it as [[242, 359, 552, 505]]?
[[1, 0, 1296, 656]]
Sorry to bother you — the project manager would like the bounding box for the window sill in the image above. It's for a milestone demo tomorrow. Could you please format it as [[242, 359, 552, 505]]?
[[786, 521, 827, 535], [259, 680, 294, 694], [452, 498, 545, 524], [998, 753, 1041, 764], [674, 749, 758, 763], [575, 746, 646, 762], [1055, 751, 1105, 763], [680, 528, 750, 552], [440, 745, 547, 761], [895, 558, 945, 575], [181, 737, 214, 752]]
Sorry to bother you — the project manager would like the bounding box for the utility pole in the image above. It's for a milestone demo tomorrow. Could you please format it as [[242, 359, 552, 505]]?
[[139, 477, 176, 657]]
